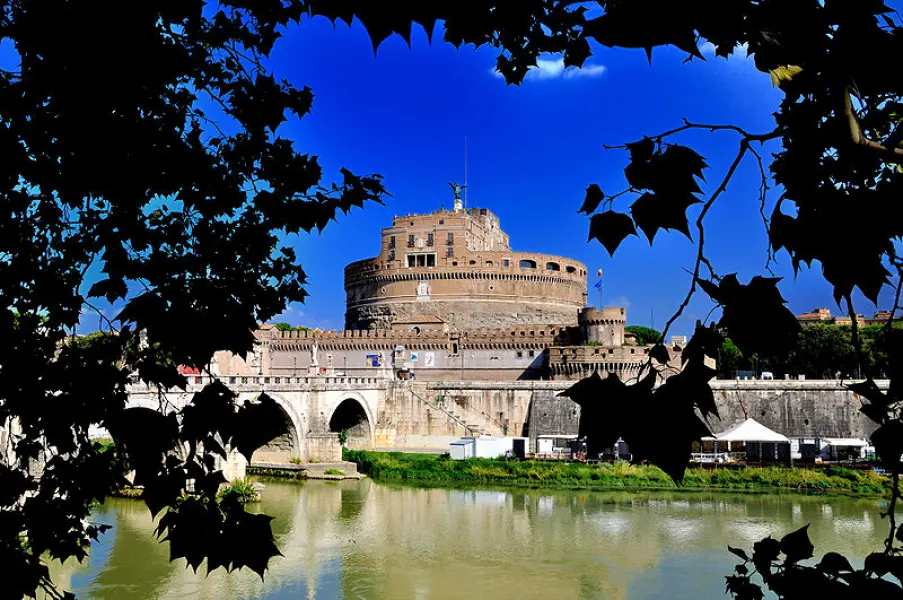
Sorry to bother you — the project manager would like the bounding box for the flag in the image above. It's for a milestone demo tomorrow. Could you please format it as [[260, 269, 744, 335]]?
[[593, 280, 603, 289], [597, 268, 603, 277]]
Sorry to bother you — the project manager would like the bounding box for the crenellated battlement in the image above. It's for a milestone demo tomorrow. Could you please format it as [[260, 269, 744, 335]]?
[[257, 324, 580, 350], [579, 307, 627, 325]]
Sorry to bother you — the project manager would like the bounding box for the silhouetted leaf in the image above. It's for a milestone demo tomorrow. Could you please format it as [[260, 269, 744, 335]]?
[[871, 421, 903, 472], [578, 183, 605, 214], [699, 275, 800, 358], [588, 211, 638, 255], [848, 379, 889, 407], [728, 546, 749, 561], [816, 552, 854, 574], [649, 344, 670, 364], [228, 393, 293, 462], [780, 525, 814, 564]]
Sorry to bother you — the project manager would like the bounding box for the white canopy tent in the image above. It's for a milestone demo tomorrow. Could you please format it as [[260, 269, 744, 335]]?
[[821, 438, 868, 448], [702, 418, 790, 444], [701, 418, 790, 463], [820, 438, 869, 461]]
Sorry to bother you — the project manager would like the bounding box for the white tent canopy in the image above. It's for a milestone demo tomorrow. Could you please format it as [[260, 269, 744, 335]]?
[[822, 438, 868, 447], [702, 418, 790, 444]]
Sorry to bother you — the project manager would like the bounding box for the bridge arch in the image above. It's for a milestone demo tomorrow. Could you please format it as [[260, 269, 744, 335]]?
[[239, 392, 304, 464], [328, 392, 374, 449]]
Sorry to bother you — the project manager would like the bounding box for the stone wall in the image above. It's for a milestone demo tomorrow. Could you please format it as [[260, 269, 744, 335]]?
[[528, 380, 880, 444], [345, 265, 586, 330], [242, 326, 581, 381], [305, 433, 343, 462], [710, 380, 880, 439]]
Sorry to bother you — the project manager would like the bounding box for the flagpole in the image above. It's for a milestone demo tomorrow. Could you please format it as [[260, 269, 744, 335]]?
[[597, 266, 603, 309]]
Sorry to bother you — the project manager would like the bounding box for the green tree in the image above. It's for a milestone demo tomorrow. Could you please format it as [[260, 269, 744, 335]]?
[[624, 325, 662, 346], [717, 337, 743, 379], [271, 323, 311, 332], [787, 325, 857, 379]]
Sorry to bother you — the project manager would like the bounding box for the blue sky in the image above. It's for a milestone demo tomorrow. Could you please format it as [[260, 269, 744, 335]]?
[[257, 17, 895, 335]]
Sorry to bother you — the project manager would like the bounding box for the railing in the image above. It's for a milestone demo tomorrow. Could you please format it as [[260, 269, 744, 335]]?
[[129, 374, 387, 389], [441, 393, 507, 436], [691, 452, 746, 464], [407, 386, 480, 436]]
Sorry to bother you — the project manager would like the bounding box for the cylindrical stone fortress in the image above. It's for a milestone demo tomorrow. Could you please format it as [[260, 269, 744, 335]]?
[[344, 206, 587, 330]]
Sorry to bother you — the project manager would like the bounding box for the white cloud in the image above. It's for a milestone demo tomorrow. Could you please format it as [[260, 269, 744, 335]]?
[[533, 57, 566, 79], [270, 304, 305, 324], [606, 295, 632, 311], [489, 57, 606, 81], [564, 63, 606, 78]]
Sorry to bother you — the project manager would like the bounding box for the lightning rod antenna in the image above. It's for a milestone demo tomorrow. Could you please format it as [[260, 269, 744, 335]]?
[[464, 136, 468, 211]]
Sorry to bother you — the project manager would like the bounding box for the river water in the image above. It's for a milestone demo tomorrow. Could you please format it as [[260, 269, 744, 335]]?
[[48, 480, 889, 599]]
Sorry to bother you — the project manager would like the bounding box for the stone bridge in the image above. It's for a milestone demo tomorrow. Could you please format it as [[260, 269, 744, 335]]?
[[125, 375, 883, 469], [126, 373, 388, 465]]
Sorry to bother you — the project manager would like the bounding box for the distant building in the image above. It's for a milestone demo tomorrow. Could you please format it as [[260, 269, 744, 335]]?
[[796, 307, 833, 326], [796, 307, 896, 328]]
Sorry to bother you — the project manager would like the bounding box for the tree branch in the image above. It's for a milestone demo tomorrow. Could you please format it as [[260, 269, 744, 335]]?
[[843, 86, 903, 163], [603, 119, 779, 150], [657, 140, 751, 348]]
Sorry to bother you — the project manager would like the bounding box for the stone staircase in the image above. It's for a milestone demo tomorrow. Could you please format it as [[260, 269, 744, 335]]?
[[407, 387, 505, 436], [443, 402, 505, 436], [407, 387, 483, 435]]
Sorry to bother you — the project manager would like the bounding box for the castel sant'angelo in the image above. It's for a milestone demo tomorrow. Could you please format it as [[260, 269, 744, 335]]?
[[216, 187, 686, 381]]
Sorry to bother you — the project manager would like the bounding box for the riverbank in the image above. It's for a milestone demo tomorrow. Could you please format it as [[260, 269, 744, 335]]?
[[344, 450, 889, 494]]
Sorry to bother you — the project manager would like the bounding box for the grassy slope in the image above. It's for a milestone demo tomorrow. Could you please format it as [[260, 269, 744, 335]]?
[[344, 450, 889, 494]]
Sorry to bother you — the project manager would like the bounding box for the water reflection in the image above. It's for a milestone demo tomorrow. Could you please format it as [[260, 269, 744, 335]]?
[[49, 482, 888, 599]]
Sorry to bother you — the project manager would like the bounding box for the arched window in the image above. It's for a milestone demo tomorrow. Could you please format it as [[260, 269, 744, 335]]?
[[519, 259, 536, 269], [546, 262, 560, 271], [566, 265, 577, 274]]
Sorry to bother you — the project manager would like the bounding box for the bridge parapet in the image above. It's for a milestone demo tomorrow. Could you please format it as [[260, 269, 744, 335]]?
[[127, 373, 392, 395]]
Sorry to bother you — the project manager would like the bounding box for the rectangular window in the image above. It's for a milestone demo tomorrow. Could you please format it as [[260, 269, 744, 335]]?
[[388, 250, 395, 261], [447, 233, 454, 245], [439, 219, 444, 225], [528, 350, 535, 358], [427, 233, 434, 246], [408, 234, 415, 247], [389, 236, 395, 248], [516, 351, 523, 359], [447, 247, 454, 258], [503, 259, 510, 267], [407, 253, 436, 267]]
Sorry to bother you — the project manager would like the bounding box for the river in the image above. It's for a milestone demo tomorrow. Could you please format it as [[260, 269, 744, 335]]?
[[47, 480, 888, 599]]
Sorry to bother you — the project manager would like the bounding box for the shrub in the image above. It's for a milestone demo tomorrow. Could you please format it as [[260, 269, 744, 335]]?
[[218, 478, 260, 503], [324, 468, 345, 476]]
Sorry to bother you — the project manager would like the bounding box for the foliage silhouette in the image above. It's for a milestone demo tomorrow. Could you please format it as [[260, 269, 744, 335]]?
[[0, 2, 386, 597], [7, 1, 903, 598]]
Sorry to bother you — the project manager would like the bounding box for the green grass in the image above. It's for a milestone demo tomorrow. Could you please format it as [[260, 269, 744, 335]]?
[[324, 468, 345, 476], [343, 450, 889, 495]]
